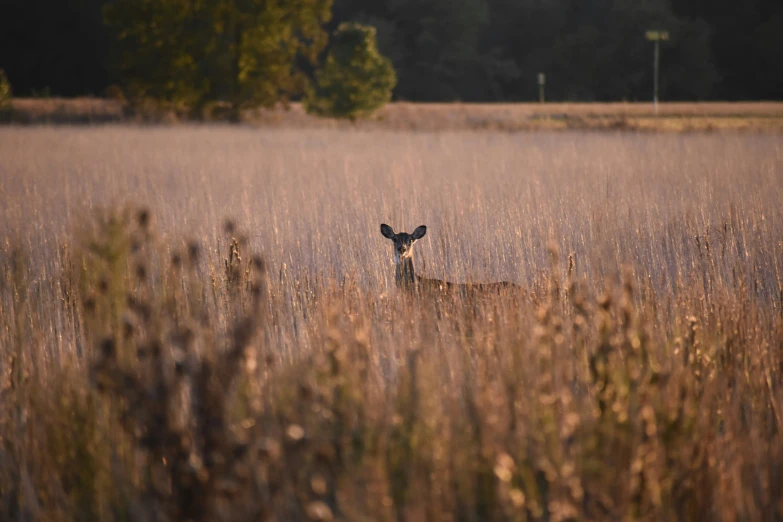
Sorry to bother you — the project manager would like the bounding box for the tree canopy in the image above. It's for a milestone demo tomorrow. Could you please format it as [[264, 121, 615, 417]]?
[[306, 23, 397, 119], [102, 0, 332, 111], [1, 0, 781, 102]]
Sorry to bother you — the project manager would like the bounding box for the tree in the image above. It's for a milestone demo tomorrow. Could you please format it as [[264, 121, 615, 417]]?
[[306, 23, 396, 119], [0, 0, 110, 97], [382, 0, 518, 101], [103, 0, 202, 107], [102, 0, 332, 112], [1, 0, 779, 101], [331, 0, 519, 102], [0, 69, 11, 110], [498, 0, 717, 101]]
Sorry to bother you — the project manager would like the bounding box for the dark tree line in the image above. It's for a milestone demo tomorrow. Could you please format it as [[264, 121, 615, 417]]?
[[0, 0, 110, 97], [1, 0, 781, 101]]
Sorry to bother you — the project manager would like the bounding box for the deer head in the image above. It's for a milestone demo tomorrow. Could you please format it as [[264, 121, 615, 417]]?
[[380, 224, 427, 264]]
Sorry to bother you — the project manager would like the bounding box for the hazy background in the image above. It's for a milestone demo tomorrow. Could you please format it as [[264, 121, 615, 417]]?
[[1, 0, 782, 102]]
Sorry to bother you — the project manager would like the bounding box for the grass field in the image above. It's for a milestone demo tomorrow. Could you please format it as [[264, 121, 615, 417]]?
[[6, 98, 783, 131], [1, 126, 782, 521]]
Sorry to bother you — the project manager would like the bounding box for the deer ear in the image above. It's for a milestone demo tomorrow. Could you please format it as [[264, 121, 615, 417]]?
[[380, 224, 395, 239], [411, 225, 427, 240]]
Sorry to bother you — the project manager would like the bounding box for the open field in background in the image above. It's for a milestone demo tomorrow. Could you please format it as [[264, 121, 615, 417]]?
[[5, 98, 783, 131], [1, 126, 783, 521]]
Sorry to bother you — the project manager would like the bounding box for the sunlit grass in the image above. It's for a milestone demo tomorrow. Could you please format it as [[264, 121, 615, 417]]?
[[7, 99, 783, 130], [0, 126, 781, 521]]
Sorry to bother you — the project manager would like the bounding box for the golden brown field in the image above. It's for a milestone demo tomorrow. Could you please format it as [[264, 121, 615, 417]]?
[[1, 126, 782, 521], [7, 98, 783, 131]]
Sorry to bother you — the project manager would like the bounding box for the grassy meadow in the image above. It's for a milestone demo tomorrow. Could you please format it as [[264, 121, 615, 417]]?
[[1, 125, 782, 521], [7, 99, 783, 131]]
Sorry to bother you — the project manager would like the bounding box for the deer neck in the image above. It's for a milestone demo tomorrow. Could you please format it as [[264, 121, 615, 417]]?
[[395, 256, 417, 289]]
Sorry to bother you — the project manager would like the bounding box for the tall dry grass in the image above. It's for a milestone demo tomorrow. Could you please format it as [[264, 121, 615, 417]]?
[[7, 99, 783, 130], [0, 126, 782, 521]]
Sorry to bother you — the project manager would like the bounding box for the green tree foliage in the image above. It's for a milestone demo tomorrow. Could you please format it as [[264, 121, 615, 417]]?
[[2, 0, 781, 101], [333, 0, 519, 101], [333, 0, 722, 101], [0, 69, 12, 116], [102, 0, 332, 111], [0, 69, 11, 109], [306, 23, 396, 119]]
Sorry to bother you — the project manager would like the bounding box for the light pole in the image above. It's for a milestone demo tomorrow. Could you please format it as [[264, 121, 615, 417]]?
[[645, 30, 669, 114]]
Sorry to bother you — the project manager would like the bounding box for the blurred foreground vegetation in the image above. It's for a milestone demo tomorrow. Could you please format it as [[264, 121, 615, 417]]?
[[1, 206, 781, 521]]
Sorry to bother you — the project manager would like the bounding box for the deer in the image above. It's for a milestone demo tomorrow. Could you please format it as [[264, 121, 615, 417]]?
[[380, 223, 518, 297]]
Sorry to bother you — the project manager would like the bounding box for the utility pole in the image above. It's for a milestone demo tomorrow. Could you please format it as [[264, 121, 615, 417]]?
[[645, 30, 669, 114]]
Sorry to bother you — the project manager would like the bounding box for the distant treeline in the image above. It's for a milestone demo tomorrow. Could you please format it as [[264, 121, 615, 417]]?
[[1, 0, 781, 102]]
